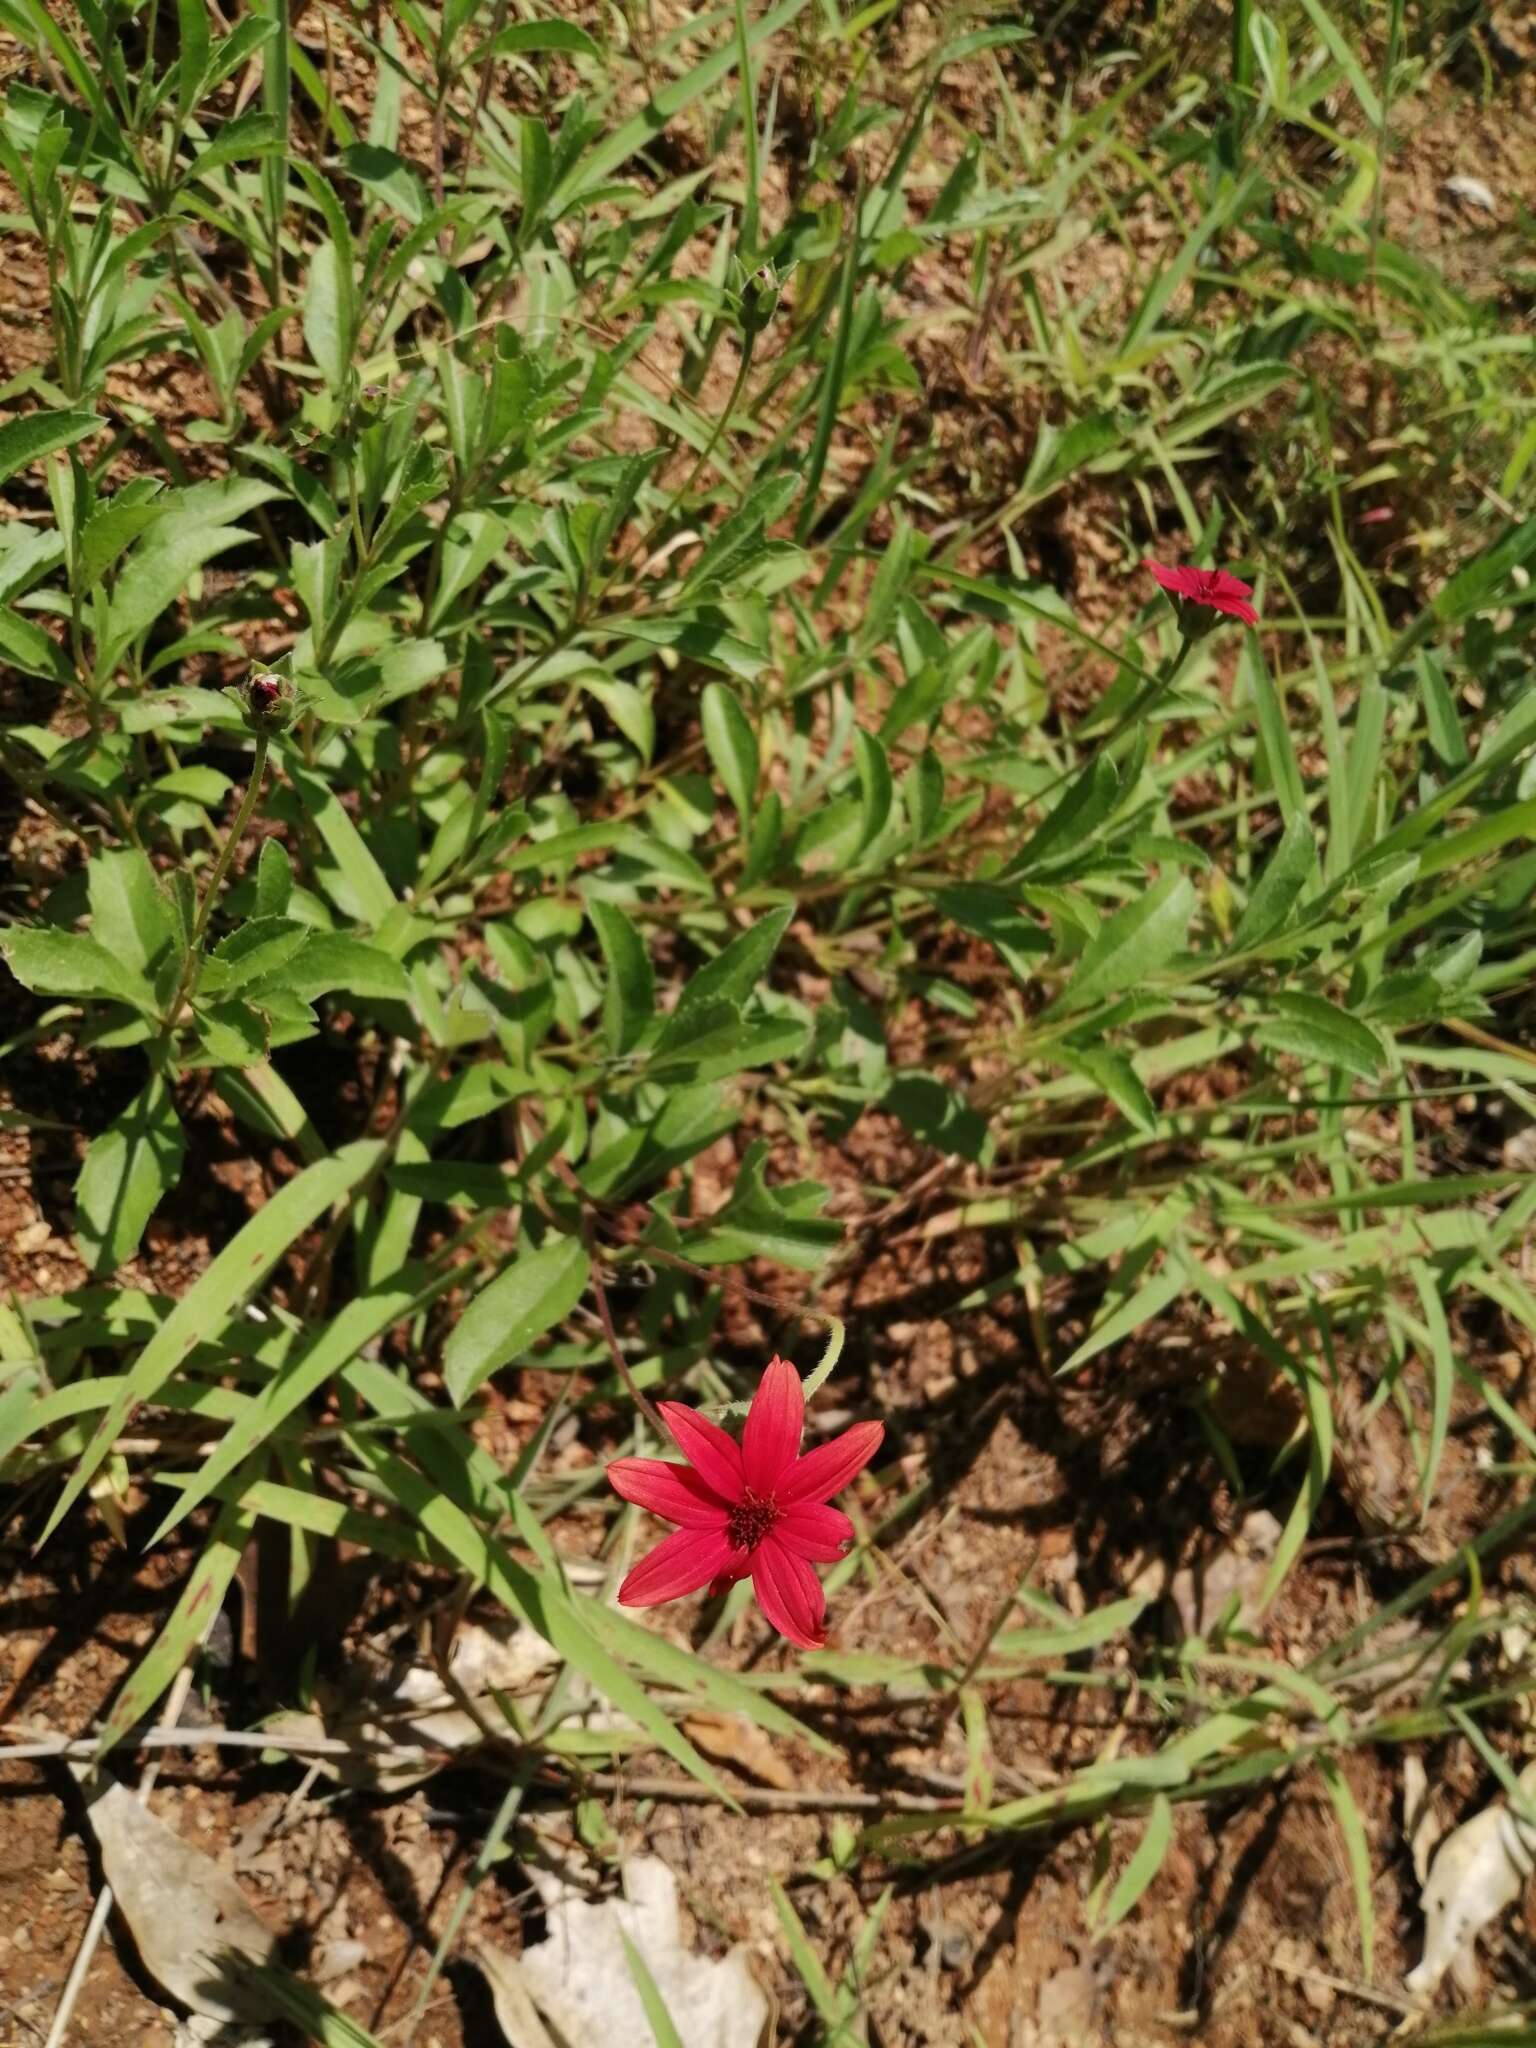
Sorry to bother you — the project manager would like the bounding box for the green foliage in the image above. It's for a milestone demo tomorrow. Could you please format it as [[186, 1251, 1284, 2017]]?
[[0, 0, 1534, 2025]]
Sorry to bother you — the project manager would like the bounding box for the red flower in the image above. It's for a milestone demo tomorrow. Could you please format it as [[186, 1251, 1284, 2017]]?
[[1143, 559, 1258, 626], [607, 1357, 883, 1651]]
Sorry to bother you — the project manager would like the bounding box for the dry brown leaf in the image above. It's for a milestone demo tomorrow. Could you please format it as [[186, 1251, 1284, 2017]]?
[[468, 1936, 559, 2048], [515, 1857, 768, 2048], [72, 1768, 277, 2024], [681, 1710, 795, 1790]]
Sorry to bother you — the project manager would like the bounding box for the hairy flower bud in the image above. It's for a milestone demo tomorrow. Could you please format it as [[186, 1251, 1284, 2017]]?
[[240, 668, 299, 735]]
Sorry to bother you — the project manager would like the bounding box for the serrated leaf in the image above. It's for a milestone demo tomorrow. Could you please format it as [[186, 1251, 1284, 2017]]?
[[1, 927, 154, 1011], [86, 846, 178, 987], [0, 408, 99, 486], [664, 904, 793, 1032], [443, 1237, 591, 1404]]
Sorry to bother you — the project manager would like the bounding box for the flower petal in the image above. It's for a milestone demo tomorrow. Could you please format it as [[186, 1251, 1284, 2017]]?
[[775, 1502, 854, 1562], [780, 1419, 884, 1506], [618, 1525, 735, 1608], [1142, 559, 1200, 600], [750, 1536, 827, 1650], [657, 1400, 744, 1500], [740, 1355, 804, 1492], [607, 1456, 732, 1527], [1211, 594, 1258, 625]]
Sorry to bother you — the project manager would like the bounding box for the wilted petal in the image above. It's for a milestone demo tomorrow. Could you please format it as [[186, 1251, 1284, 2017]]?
[[618, 1525, 735, 1608], [607, 1456, 731, 1526], [780, 1419, 884, 1506], [741, 1355, 804, 1492], [658, 1401, 744, 1500], [776, 1502, 854, 1562], [750, 1537, 827, 1650]]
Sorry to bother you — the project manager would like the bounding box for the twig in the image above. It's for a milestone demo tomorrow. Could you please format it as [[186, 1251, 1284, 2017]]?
[[582, 1771, 961, 1815], [0, 1725, 967, 1816], [43, 1637, 213, 2048], [1266, 1955, 1419, 2018]]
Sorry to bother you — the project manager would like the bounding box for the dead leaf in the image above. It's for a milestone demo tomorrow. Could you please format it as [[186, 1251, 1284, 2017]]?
[[512, 1857, 768, 2048], [264, 1621, 564, 1792], [1405, 1761, 1536, 1999], [468, 1936, 559, 2048], [71, 1768, 277, 2023], [1402, 1754, 1444, 1887], [681, 1710, 795, 1790]]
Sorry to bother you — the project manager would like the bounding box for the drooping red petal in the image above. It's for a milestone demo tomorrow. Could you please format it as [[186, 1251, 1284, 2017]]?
[[618, 1525, 736, 1607], [607, 1456, 732, 1527], [657, 1400, 744, 1501], [779, 1419, 884, 1506], [740, 1355, 804, 1493], [750, 1536, 827, 1649], [1209, 593, 1259, 625], [775, 1501, 854, 1561]]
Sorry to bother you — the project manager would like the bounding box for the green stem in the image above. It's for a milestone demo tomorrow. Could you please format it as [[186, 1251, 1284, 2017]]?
[[192, 732, 270, 951], [159, 733, 271, 1044]]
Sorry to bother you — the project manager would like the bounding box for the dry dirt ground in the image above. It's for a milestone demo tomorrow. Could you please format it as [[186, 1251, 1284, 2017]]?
[[4, 8, 1536, 2048]]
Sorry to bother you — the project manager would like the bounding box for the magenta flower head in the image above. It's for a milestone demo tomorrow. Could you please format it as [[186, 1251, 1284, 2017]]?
[[608, 1357, 883, 1651], [1143, 559, 1258, 629]]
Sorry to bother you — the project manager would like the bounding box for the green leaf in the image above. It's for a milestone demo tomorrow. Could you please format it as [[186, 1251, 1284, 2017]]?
[[1060, 1045, 1158, 1135], [254, 838, 293, 919], [78, 488, 166, 591], [543, 0, 806, 214], [98, 481, 278, 670], [303, 235, 351, 392], [443, 1237, 591, 1404], [86, 847, 178, 987], [75, 1073, 184, 1276], [491, 19, 600, 58], [1, 928, 154, 1011], [96, 1502, 252, 1754], [588, 899, 654, 1055], [284, 757, 398, 926], [0, 408, 99, 486], [0, 606, 70, 680], [853, 728, 894, 852], [173, 0, 211, 120], [1256, 992, 1386, 1079], [1049, 874, 1196, 1016], [1229, 810, 1317, 951], [663, 904, 793, 1033], [38, 1139, 388, 1546], [1316, 1756, 1375, 1980], [1414, 651, 1468, 770], [683, 1140, 840, 1269], [274, 933, 414, 1004], [700, 682, 758, 820], [621, 1934, 687, 2048], [1099, 1793, 1173, 1929]]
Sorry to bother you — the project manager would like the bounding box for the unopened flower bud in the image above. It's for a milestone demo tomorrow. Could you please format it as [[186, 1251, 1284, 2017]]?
[[241, 668, 298, 735]]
